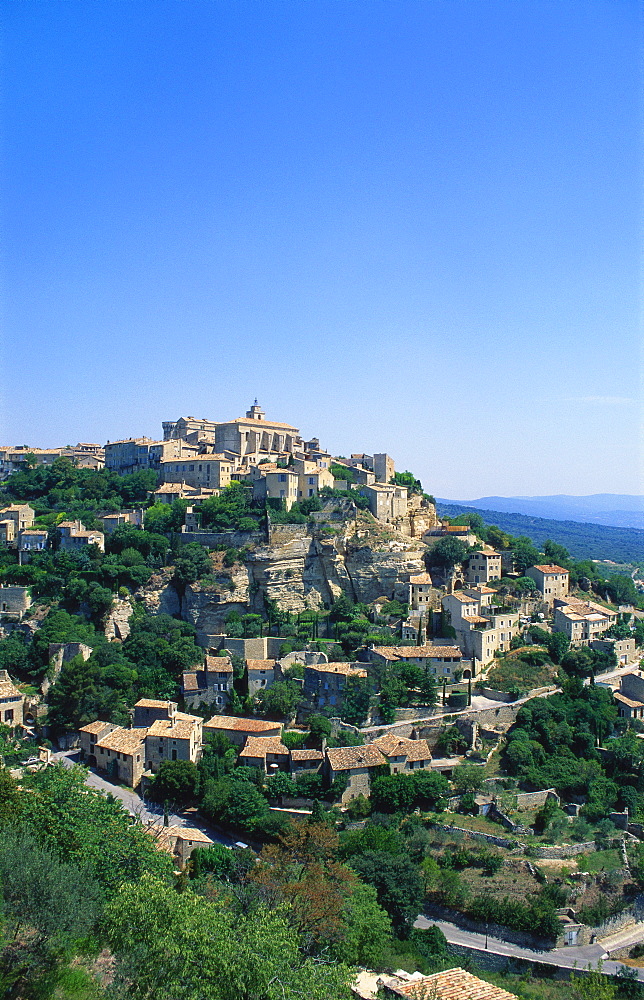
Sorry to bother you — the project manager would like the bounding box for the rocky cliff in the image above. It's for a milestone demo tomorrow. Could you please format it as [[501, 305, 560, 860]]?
[[137, 512, 429, 643]]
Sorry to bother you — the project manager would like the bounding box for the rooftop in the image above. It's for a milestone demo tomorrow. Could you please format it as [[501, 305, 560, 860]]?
[[78, 720, 113, 736], [409, 573, 433, 585], [532, 564, 569, 575], [383, 966, 518, 999], [147, 716, 201, 740], [372, 645, 462, 660], [326, 744, 387, 771], [97, 727, 148, 755], [308, 662, 368, 677], [240, 735, 289, 758], [203, 715, 282, 733], [371, 734, 432, 762]]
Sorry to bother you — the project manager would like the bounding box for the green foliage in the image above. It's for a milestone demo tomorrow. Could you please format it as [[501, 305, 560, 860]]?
[[370, 770, 449, 814], [144, 500, 188, 534], [451, 764, 485, 794], [429, 536, 470, 570], [104, 874, 354, 1000], [393, 471, 423, 494], [21, 764, 174, 894], [467, 892, 560, 941], [199, 482, 262, 532], [0, 826, 103, 998], [330, 881, 393, 966], [339, 674, 373, 726], [172, 541, 213, 587], [201, 776, 275, 835], [349, 850, 424, 934], [149, 760, 199, 807], [254, 678, 301, 719]]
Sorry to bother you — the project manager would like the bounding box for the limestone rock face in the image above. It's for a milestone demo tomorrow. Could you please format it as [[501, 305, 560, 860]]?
[[103, 598, 134, 640], [136, 512, 430, 642]]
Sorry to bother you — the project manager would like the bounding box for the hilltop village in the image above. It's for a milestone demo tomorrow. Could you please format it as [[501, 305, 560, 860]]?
[[2, 402, 644, 1000]]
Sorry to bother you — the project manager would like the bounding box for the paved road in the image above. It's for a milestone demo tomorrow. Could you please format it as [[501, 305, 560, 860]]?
[[414, 916, 644, 981], [52, 750, 237, 847]]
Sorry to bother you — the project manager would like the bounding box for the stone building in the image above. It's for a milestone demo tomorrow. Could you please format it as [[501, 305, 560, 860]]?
[[324, 743, 388, 805], [202, 714, 282, 747], [181, 653, 233, 710], [358, 483, 408, 522], [93, 726, 148, 788], [58, 520, 105, 553], [0, 585, 32, 620], [303, 662, 368, 709], [0, 670, 24, 727], [526, 564, 570, 605], [408, 572, 433, 611], [465, 548, 502, 585], [369, 644, 464, 680], [145, 713, 203, 772], [162, 416, 218, 446], [246, 659, 278, 696], [553, 598, 617, 646], [238, 735, 290, 772], [160, 455, 232, 491], [214, 402, 302, 464]]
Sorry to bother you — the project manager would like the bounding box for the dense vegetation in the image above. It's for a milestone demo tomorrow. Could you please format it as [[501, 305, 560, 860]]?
[[437, 501, 644, 564]]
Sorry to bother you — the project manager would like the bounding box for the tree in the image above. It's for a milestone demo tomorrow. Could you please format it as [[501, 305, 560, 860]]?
[[340, 674, 372, 726], [543, 540, 570, 565], [172, 542, 212, 587], [308, 714, 332, 744], [511, 537, 541, 575], [254, 678, 301, 720], [250, 820, 356, 951], [452, 764, 485, 794], [104, 875, 353, 1000], [430, 537, 469, 571], [331, 881, 393, 967], [201, 777, 272, 834], [149, 760, 199, 807], [349, 850, 424, 934], [0, 827, 102, 997]]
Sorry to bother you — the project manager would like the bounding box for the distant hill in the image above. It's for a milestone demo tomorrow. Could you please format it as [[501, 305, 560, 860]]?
[[441, 494, 644, 530], [435, 501, 644, 564]]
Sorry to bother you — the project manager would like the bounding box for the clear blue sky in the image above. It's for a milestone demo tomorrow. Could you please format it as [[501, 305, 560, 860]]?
[[2, 0, 641, 498]]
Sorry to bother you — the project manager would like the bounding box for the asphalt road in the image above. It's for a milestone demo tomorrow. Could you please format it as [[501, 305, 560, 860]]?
[[52, 750, 237, 847], [414, 916, 644, 981]]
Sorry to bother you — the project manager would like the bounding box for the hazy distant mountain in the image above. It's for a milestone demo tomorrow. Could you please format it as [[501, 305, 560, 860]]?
[[437, 494, 644, 530]]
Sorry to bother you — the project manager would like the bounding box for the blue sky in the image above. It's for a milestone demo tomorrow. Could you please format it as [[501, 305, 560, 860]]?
[[2, 0, 640, 498]]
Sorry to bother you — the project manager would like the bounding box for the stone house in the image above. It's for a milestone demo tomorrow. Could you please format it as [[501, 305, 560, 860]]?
[[0, 585, 32, 620], [296, 464, 335, 500], [181, 653, 233, 710], [289, 747, 324, 774], [145, 713, 203, 772], [324, 744, 388, 805], [465, 548, 503, 585], [526, 564, 570, 605], [18, 528, 48, 560], [616, 672, 644, 719], [442, 592, 520, 668], [133, 699, 179, 728], [252, 469, 299, 510], [408, 572, 433, 611], [202, 714, 282, 747], [369, 644, 464, 680], [0, 670, 24, 727], [58, 520, 105, 553], [303, 662, 368, 709], [591, 636, 636, 666], [161, 825, 215, 866], [152, 482, 205, 505], [0, 504, 35, 544], [162, 416, 218, 445], [160, 455, 232, 491], [358, 483, 408, 522], [94, 726, 148, 787], [347, 453, 395, 484], [105, 437, 197, 475], [246, 659, 278, 696], [380, 967, 518, 1000], [370, 733, 433, 773], [553, 598, 617, 645], [78, 720, 118, 764], [238, 735, 290, 772], [98, 511, 144, 534]]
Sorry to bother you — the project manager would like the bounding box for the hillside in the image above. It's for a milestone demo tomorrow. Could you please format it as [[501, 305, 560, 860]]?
[[435, 501, 644, 563], [440, 494, 644, 530]]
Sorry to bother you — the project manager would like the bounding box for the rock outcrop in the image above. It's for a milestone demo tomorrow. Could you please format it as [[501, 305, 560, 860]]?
[[103, 598, 134, 640], [136, 511, 430, 644]]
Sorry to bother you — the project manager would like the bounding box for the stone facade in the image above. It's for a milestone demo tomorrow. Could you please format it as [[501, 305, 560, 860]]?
[[526, 564, 570, 605], [0, 670, 24, 727]]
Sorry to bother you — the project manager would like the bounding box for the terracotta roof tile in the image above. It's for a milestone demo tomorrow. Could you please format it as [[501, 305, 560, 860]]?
[[384, 966, 518, 999], [240, 736, 289, 758], [203, 715, 281, 734], [326, 744, 387, 771]]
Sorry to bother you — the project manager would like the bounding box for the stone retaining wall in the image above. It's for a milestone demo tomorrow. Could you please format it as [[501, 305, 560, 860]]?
[[430, 821, 518, 850], [423, 903, 554, 950]]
